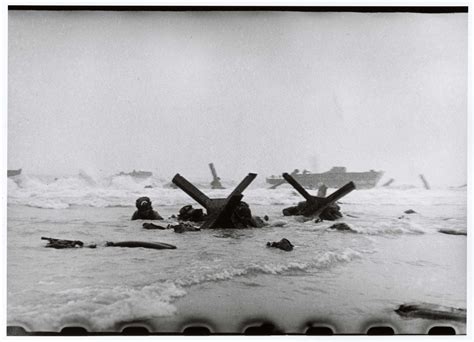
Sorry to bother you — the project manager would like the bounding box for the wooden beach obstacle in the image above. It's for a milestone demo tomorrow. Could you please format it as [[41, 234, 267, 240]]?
[[281, 172, 355, 218], [172, 172, 257, 229], [317, 183, 328, 197], [209, 163, 225, 189], [419, 174, 431, 190], [382, 178, 395, 187]]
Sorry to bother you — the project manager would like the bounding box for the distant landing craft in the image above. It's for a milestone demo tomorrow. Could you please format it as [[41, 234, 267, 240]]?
[[117, 170, 153, 179], [267, 167, 384, 189], [7, 169, 22, 177]]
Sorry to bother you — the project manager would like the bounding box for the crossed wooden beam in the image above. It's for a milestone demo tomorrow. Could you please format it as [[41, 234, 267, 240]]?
[[282, 172, 355, 217], [172, 173, 257, 229]]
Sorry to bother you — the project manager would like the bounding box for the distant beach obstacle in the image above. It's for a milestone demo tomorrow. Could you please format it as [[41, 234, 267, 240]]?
[[382, 178, 395, 187], [172, 172, 257, 229], [317, 183, 328, 197], [419, 174, 431, 190], [209, 163, 225, 189]]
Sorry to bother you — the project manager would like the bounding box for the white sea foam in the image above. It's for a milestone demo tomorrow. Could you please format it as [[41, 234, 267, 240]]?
[[174, 248, 362, 287], [8, 282, 186, 331]]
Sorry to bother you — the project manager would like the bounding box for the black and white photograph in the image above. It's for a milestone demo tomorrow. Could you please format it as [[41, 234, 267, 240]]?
[[4, 2, 470, 336]]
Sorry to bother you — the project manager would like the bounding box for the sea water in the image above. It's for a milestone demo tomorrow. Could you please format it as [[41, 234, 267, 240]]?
[[6, 173, 467, 333]]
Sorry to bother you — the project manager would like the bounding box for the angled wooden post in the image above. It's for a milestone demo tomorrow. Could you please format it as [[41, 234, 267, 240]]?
[[419, 174, 431, 190], [282, 172, 355, 218], [209, 163, 225, 189], [172, 173, 257, 229], [172, 174, 210, 208]]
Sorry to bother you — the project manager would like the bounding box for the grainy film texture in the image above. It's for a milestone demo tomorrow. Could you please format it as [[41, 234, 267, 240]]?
[[7, 7, 467, 335]]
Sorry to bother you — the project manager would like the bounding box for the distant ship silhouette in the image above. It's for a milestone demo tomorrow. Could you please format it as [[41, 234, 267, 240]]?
[[117, 170, 152, 179], [267, 167, 384, 189]]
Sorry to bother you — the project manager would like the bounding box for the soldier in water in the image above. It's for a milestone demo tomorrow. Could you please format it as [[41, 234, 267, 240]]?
[[131, 196, 164, 220]]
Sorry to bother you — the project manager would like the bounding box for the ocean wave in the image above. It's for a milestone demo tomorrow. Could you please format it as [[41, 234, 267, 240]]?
[[8, 282, 186, 332], [329, 219, 427, 236], [7, 173, 467, 210], [174, 249, 361, 287]]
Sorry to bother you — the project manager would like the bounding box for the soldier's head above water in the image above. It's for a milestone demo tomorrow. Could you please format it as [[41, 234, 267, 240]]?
[[131, 197, 164, 221], [136, 197, 152, 210]]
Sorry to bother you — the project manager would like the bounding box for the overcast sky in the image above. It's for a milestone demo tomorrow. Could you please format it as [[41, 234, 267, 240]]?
[[8, 10, 467, 186]]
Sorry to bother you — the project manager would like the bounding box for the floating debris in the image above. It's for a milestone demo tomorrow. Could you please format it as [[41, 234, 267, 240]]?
[[438, 229, 467, 236], [41, 237, 93, 249], [395, 303, 466, 322], [105, 241, 176, 250], [170, 222, 201, 233], [142, 222, 167, 230], [327, 222, 355, 232]]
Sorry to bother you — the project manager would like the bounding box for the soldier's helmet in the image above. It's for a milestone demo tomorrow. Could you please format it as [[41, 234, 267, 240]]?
[[136, 196, 152, 210]]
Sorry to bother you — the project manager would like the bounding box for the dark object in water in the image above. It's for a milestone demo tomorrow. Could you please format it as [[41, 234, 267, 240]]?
[[419, 174, 431, 190], [172, 173, 264, 229], [142, 222, 167, 230], [144, 185, 153, 189], [346, 214, 359, 218], [230, 201, 266, 228], [404, 209, 417, 214], [41, 237, 96, 249], [282, 172, 354, 220], [327, 223, 355, 232], [178, 205, 206, 222], [439, 229, 467, 236], [117, 170, 152, 178], [266, 238, 294, 251], [131, 197, 163, 220], [395, 303, 466, 322], [285, 201, 343, 221], [7, 168, 22, 177], [382, 178, 395, 187], [106, 241, 176, 249], [171, 222, 201, 233], [267, 167, 384, 189], [209, 163, 225, 189], [264, 215, 269, 221]]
